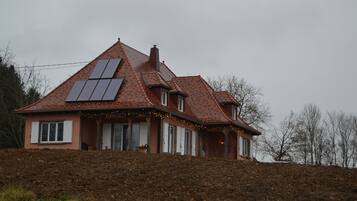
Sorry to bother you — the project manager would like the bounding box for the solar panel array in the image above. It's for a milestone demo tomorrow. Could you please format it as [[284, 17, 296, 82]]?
[[65, 58, 123, 102]]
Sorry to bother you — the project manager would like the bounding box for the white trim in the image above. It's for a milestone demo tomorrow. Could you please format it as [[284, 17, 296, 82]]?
[[39, 121, 66, 144], [139, 122, 148, 146], [161, 90, 168, 106], [239, 136, 243, 156], [191, 131, 197, 156], [63, 120, 72, 143], [163, 122, 169, 153], [250, 139, 253, 158], [178, 96, 184, 112], [102, 123, 112, 150], [30, 121, 39, 144], [232, 106, 237, 120]]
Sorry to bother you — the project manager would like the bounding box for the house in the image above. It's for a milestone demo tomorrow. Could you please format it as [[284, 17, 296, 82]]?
[[16, 40, 260, 159]]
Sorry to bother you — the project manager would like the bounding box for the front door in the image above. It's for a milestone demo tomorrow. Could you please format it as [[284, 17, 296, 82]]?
[[113, 124, 128, 151]]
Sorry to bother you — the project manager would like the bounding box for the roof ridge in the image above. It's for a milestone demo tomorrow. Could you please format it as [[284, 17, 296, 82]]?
[[16, 41, 122, 112], [175, 75, 200, 79], [120, 42, 177, 77], [119, 42, 154, 106]]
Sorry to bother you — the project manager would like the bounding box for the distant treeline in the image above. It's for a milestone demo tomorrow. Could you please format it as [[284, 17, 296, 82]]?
[[262, 104, 357, 168]]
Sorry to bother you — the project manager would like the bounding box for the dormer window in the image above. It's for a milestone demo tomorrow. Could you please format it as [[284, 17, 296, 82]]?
[[178, 96, 184, 112], [161, 89, 168, 106], [232, 106, 238, 120]]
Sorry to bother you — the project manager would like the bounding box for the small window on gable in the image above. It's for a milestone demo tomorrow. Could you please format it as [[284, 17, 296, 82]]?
[[161, 89, 168, 106], [178, 96, 184, 112], [232, 106, 238, 120]]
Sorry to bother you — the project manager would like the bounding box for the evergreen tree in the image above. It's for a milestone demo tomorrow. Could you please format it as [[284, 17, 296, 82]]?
[[0, 56, 41, 148]]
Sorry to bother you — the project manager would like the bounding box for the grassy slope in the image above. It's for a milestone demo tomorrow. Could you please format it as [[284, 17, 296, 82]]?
[[0, 150, 356, 201]]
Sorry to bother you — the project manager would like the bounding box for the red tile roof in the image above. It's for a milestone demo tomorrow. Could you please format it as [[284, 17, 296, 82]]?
[[167, 80, 187, 96], [141, 71, 170, 89], [16, 41, 260, 135], [213, 91, 239, 105], [173, 76, 230, 123]]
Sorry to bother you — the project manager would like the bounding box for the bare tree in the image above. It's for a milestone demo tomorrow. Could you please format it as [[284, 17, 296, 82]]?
[[207, 75, 271, 129], [18, 64, 49, 97], [352, 117, 357, 168], [263, 112, 297, 161], [314, 127, 326, 165], [335, 113, 355, 168], [324, 112, 339, 165], [292, 120, 309, 164], [294, 104, 322, 165]]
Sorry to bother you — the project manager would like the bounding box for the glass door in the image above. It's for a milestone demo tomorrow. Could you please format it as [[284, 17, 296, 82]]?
[[113, 124, 128, 151]]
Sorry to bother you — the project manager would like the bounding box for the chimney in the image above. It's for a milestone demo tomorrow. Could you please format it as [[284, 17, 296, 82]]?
[[149, 45, 160, 71]]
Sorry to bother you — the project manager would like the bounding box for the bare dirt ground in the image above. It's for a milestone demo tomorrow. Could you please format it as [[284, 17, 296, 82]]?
[[0, 150, 356, 201]]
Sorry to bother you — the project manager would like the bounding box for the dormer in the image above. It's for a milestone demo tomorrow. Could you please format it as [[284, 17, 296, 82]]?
[[168, 81, 188, 112], [213, 91, 239, 120], [141, 71, 171, 106]]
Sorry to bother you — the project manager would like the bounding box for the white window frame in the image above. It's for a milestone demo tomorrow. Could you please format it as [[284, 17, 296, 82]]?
[[40, 121, 64, 143], [241, 137, 250, 156], [184, 129, 191, 155], [167, 124, 175, 153], [232, 106, 238, 120], [161, 89, 168, 106], [178, 96, 184, 112]]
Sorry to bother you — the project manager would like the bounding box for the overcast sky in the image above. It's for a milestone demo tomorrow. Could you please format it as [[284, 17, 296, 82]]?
[[1, 0, 356, 124]]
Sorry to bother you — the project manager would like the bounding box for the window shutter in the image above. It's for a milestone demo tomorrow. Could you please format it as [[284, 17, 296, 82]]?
[[30, 121, 39, 144], [63, 120, 73, 143], [250, 139, 253, 158], [239, 136, 243, 156], [139, 122, 148, 146], [180, 129, 185, 154], [163, 122, 169, 152], [176, 127, 182, 154], [191, 131, 196, 156], [102, 123, 112, 150]]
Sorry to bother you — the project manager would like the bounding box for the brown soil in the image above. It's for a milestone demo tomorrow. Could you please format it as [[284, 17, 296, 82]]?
[[0, 150, 356, 201]]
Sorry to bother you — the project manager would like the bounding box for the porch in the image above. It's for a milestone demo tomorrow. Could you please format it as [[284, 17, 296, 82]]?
[[80, 111, 161, 153], [79, 110, 252, 159]]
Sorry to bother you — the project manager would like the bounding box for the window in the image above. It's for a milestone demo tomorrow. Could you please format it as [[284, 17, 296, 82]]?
[[176, 127, 192, 155], [131, 123, 140, 151], [242, 138, 250, 156], [163, 123, 175, 154], [178, 96, 184, 112], [232, 106, 238, 120], [161, 89, 168, 106], [167, 124, 175, 153], [184, 129, 191, 155], [40, 122, 64, 143]]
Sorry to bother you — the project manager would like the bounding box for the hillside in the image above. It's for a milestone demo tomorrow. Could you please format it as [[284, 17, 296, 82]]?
[[0, 150, 356, 201]]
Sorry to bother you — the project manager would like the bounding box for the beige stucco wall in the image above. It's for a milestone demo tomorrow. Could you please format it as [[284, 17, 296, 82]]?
[[24, 113, 81, 150]]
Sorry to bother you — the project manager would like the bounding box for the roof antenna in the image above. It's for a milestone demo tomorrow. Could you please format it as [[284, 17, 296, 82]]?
[[117, 37, 120, 42]]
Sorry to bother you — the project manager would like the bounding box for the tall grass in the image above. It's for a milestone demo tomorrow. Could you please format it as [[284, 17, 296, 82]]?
[[0, 185, 35, 201], [0, 186, 84, 201]]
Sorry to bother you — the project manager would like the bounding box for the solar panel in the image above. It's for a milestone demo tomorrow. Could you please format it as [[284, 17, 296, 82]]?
[[89, 79, 111, 101], [77, 80, 98, 101], [102, 78, 123, 101], [101, 58, 122, 79], [65, 80, 86, 102], [89, 59, 109, 79]]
